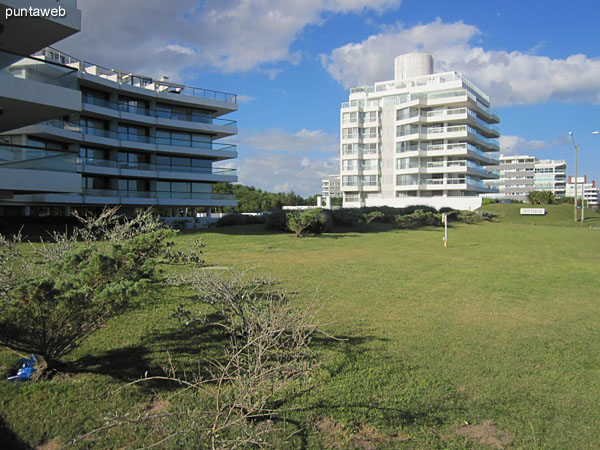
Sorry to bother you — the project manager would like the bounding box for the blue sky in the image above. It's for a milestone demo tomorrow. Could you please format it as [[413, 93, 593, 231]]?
[[59, 0, 600, 195]]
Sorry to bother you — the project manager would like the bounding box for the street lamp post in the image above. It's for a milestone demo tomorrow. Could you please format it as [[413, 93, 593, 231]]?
[[569, 132, 578, 223]]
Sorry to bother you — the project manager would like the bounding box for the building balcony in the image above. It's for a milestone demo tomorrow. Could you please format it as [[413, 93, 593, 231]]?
[[35, 48, 237, 115], [0, 50, 81, 132], [80, 189, 237, 207], [396, 176, 498, 192], [395, 160, 498, 179], [81, 96, 237, 138], [17, 120, 237, 160], [80, 158, 237, 182], [0, 144, 80, 196]]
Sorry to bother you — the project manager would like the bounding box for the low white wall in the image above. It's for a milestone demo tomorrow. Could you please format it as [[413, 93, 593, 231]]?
[[344, 197, 483, 211]]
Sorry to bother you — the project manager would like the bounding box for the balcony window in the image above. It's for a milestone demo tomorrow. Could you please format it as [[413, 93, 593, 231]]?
[[362, 127, 377, 139], [342, 144, 357, 155], [362, 175, 377, 186], [118, 124, 149, 142], [342, 128, 358, 140], [396, 174, 418, 186], [342, 160, 358, 171], [397, 124, 419, 137], [342, 112, 357, 124], [396, 157, 418, 170], [119, 96, 149, 115], [362, 160, 378, 171], [361, 143, 377, 154]]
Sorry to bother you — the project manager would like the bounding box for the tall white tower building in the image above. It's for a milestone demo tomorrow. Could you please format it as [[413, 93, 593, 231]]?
[[340, 52, 500, 210]]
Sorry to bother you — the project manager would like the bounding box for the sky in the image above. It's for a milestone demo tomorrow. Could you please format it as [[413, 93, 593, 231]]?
[[57, 0, 600, 196]]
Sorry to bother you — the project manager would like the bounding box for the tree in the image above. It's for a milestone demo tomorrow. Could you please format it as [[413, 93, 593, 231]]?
[[0, 208, 176, 371], [528, 190, 555, 205], [286, 209, 324, 238]]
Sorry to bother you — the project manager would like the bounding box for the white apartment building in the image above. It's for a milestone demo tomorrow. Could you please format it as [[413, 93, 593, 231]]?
[[0, 1, 238, 217], [485, 155, 567, 201], [533, 159, 566, 198], [321, 174, 341, 198], [340, 52, 499, 211], [566, 176, 598, 206]]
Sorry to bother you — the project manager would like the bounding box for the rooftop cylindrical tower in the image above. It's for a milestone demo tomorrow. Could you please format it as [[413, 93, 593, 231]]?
[[394, 53, 434, 80]]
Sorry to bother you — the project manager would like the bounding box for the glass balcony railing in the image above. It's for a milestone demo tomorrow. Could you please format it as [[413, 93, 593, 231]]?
[[82, 189, 236, 201], [35, 47, 237, 103], [80, 158, 236, 176], [2, 49, 78, 89], [39, 121, 237, 152], [82, 96, 237, 127], [0, 144, 77, 172]]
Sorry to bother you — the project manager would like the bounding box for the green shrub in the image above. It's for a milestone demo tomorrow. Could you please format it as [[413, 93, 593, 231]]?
[[0, 209, 175, 371], [264, 210, 288, 231], [216, 213, 265, 227], [286, 209, 327, 237], [456, 210, 480, 224], [311, 209, 333, 233], [395, 210, 443, 228], [479, 211, 500, 221], [482, 198, 498, 205]]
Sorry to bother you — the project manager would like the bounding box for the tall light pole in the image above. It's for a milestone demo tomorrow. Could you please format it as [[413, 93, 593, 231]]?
[[569, 132, 578, 223]]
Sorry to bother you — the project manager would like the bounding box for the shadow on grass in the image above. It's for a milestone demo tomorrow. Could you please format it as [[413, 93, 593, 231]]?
[[72, 314, 231, 386], [0, 415, 29, 450]]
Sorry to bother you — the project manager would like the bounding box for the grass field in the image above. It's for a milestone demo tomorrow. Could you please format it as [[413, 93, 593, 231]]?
[[1, 204, 600, 448]]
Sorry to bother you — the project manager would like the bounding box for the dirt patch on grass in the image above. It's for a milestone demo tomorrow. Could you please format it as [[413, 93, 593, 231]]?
[[147, 398, 170, 415], [36, 438, 63, 450], [456, 420, 513, 449], [315, 417, 411, 449]]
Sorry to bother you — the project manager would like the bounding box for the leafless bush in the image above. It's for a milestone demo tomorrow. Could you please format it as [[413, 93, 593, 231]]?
[[74, 270, 326, 449]]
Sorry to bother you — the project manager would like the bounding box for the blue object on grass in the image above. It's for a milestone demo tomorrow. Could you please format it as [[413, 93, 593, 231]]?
[[7, 354, 37, 381]]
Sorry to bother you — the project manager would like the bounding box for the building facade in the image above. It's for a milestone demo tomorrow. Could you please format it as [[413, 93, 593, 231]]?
[[0, 1, 237, 217], [566, 176, 598, 206], [485, 155, 535, 201], [533, 159, 566, 198], [340, 52, 499, 211], [485, 156, 567, 202], [321, 174, 341, 198]]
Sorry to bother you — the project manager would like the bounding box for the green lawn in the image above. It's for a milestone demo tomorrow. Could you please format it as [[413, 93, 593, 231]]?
[[1, 213, 600, 448]]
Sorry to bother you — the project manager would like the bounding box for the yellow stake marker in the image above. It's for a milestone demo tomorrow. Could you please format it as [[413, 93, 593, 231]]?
[[442, 213, 448, 248]]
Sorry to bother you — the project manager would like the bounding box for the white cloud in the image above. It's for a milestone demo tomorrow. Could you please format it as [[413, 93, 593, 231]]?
[[58, 0, 401, 81], [237, 94, 257, 103], [322, 19, 600, 106], [226, 127, 339, 195], [239, 128, 338, 152], [499, 134, 570, 155], [234, 152, 338, 195]]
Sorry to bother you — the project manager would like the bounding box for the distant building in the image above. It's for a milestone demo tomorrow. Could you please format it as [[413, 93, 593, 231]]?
[[566, 176, 598, 206], [321, 174, 341, 198], [340, 52, 499, 211], [534, 159, 566, 198], [485, 155, 566, 201]]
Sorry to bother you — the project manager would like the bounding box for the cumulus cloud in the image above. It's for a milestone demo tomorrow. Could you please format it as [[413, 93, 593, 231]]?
[[223, 127, 339, 194], [239, 128, 338, 152], [322, 19, 600, 106], [499, 134, 570, 155], [235, 152, 338, 195], [58, 0, 400, 81]]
